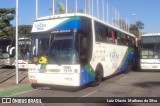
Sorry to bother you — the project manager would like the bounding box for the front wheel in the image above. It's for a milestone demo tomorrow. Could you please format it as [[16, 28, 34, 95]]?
[[91, 67, 103, 87]]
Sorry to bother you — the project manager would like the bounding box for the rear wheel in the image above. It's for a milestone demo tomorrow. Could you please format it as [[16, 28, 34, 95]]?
[[91, 66, 103, 87]]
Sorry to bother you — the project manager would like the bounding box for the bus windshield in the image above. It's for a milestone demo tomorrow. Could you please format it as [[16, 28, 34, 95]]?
[[30, 32, 79, 64], [18, 48, 29, 60], [18, 39, 30, 60], [141, 44, 160, 59]]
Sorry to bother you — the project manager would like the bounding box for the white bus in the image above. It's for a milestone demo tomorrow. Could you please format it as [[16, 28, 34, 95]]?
[[140, 33, 160, 70], [28, 13, 136, 86], [18, 38, 30, 69], [0, 38, 30, 69], [0, 38, 15, 66]]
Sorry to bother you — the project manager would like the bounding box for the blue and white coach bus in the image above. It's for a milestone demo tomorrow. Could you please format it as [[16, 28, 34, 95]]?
[[28, 13, 136, 86], [140, 33, 160, 70]]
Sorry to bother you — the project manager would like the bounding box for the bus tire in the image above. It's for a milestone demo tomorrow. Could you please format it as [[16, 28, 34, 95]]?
[[31, 83, 37, 89], [91, 66, 103, 87]]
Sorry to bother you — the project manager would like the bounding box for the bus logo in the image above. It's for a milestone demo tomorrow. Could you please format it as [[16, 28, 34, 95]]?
[[35, 22, 46, 31]]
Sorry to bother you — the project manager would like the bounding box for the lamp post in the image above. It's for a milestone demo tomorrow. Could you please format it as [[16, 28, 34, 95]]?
[[36, 0, 38, 19], [16, 0, 19, 84], [53, 0, 55, 15], [88, 0, 90, 15]]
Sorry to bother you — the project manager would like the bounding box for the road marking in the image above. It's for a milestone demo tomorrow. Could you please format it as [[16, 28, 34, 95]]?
[[81, 90, 98, 97], [10, 89, 37, 97], [119, 76, 127, 81]]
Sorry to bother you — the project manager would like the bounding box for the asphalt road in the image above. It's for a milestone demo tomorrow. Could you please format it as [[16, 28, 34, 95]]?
[[0, 68, 160, 106], [0, 66, 28, 91]]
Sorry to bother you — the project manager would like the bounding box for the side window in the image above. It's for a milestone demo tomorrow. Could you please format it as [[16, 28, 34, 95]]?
[[95, 22, 101, 42], [128, 36, 132, 47], [112, 31, 115, 44], [117, 32, 122, 45], [121, 34, 127, 45], [101, 25, 107, 42], [106, 28, 109, 42], [95, 21, 107, 42], [114, 31, 118, 44], [108, 29, 112, 43]]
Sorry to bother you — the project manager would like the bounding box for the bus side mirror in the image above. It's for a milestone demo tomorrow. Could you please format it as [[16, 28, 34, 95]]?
[[33, 46, 36, 56], [9, 47, 15, 56]]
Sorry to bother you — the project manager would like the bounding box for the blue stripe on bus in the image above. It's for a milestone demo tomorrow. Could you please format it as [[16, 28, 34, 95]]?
[[80, 65, 95, 85], [79, 48, 135, 85], [119, 48, 135, 72], [52, 17, 80, 31]]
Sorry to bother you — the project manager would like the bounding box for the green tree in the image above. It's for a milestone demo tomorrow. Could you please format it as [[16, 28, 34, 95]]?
[[136, 21, 144, 30], [57, 1, 65, 14], [18, 25, 32, 38], [0, 8, 15, 39], [129, 24, 139, 37], [50, 1, 66, 14], [129, 21, 144, 37], [50, 1, 83, 14]]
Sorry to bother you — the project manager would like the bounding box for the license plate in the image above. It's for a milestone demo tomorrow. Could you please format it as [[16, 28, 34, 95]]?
[[152, 66, 157, 68]]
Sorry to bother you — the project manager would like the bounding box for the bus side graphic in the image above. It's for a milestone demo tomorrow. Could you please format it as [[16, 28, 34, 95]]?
[[51, 17, 80, 31]]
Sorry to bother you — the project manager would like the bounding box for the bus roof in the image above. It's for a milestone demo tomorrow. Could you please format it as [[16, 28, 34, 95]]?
[[35, 13, 135, 38], [142, 33, 160, 37]]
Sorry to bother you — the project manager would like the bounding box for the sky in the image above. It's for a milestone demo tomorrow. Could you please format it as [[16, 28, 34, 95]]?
[[0, 0, 160, 33]]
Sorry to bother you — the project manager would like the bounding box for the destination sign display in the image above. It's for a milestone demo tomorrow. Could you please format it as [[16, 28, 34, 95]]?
[[18, 40, 30, 47], [142, 36, 160, 44]]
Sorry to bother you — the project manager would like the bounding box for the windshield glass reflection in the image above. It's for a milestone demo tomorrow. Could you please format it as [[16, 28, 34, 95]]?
[[30, 32, 79, 64]]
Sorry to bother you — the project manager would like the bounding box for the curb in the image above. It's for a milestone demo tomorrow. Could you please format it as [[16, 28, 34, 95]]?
[[0, 85, 34, 97]]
